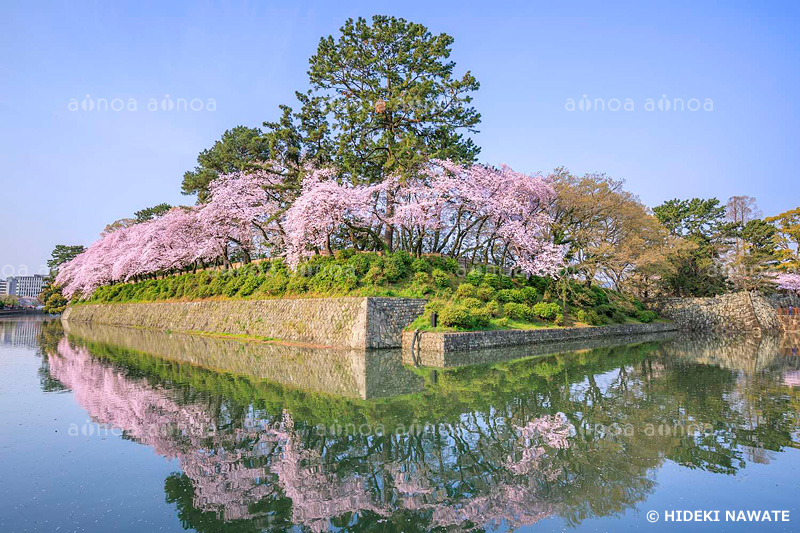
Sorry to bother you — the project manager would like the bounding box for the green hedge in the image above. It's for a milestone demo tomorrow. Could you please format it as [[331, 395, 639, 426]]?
[[84, 252, 658, 331]]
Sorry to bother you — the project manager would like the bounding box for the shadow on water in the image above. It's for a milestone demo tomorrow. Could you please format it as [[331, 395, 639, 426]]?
[[16, 318, 800, 531]]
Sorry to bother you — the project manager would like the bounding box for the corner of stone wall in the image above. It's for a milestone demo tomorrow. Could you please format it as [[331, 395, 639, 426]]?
[[365, 297, 427, 349]]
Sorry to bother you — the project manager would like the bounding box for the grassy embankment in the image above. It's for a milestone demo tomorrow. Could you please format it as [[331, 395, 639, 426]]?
[[83, 250, 659, 331]]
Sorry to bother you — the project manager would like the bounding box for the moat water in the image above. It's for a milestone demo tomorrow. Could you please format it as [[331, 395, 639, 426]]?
[[1, 317, 799, 532]]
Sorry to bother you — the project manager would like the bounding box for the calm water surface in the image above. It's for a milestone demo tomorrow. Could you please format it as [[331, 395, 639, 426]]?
[[1, 317, 799, 532]]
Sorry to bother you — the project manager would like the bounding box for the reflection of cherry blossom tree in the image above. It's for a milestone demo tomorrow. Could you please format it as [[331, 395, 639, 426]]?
[[47, 337, 574, 530], [505, 413, 574, 479]]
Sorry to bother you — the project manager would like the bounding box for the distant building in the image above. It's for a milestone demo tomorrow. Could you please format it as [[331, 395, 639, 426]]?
[[0, 279, 8, 296], [6, 275, 45, 298]]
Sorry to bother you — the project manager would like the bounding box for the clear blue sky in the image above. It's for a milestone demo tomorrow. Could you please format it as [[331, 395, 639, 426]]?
[[2, 0, 798, 275]]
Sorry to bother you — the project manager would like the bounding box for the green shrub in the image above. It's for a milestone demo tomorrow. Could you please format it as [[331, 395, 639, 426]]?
[[575, 309, 604, 326], [364, 265, 385, 285], [347, 254, 371, 276], [532, 302, 561, 321], [485, 300, 501, 317], [286, 274, 310, 294], [476, 286, 494, 301], [259, 272, 288, 296], [591, 286, 609, 305], [520, 287, 539, 305], [393, 249, 413, 267], [310, 264, 358, 293], [496, 288, 524, 303], [494, 317, 510, 328], [483, 273, 500, 288], [411, 258, 431, 273], [636, 310, 657, 323], [466, 268, 484, 285], [554, 313, 565, 326], [497, 275, 514, 289], [383, 254, 407, 282], [469, 306, 492, 328], [611, 310, 627, 324], [238, 274, 263, 297], [412, 271, 429, 285], [336, 248, 355, 260], [208, 275, 227, 295], [431, 268, 450, 288], [455, 283, 477, 299], [528, 276, 549, 293], [461, 297, 483, 309], [439, 304, 472, 328], [425, 300, 445, 314], [430, 256, 459, 273], [504, 302, 532, 320], [596, 304, 614, 317], [224, 276, 244, 297]]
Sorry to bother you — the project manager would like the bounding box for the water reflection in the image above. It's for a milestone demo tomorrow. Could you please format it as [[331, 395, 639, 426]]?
[[62, 321, 424, 400], [31, 320, 800, 531]]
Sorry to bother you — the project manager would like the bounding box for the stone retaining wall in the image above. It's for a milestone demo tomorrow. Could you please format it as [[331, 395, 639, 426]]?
[[401, 322, 677, 358], [650, 292, 781, 333], [62, 297, 426, 349]]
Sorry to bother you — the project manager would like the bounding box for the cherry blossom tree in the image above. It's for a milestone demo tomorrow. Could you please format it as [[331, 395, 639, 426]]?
[[57, 159, 564, 298], [774, 272, 800, 293]]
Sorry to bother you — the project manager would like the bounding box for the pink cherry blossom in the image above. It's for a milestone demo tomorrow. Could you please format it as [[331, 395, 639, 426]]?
[[774, 272, 800, 293], [57, 159, 564, 298]]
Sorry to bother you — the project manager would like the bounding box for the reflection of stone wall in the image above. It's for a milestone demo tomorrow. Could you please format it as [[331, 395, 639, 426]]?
[[657, 333, 785, 373], [651, 292, 781, 333], [63, 297, 426, 349], [64, 321, 424, 399], [404, 330, 676, 367], [401, 322, 677, 360]]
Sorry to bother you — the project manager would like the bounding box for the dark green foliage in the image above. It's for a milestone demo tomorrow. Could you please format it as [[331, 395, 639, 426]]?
[[497, 275, 514, 289], [439, 304, 471, 328], [520, 287, 539, 305], [47, 244, 86, 274], [439, 303, 490, 329], [347, 254, 371, 276], [134, 203, 172, 223], [575, 309, 604, 326], [182, 126, 271, 202], [611, 310, 628, 324], [591, 286, 609, 306], [636, 310, 657, 323], [653, 197, 735, 296], [335, 248, 356, 260], [305, 15, 481, 189]]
